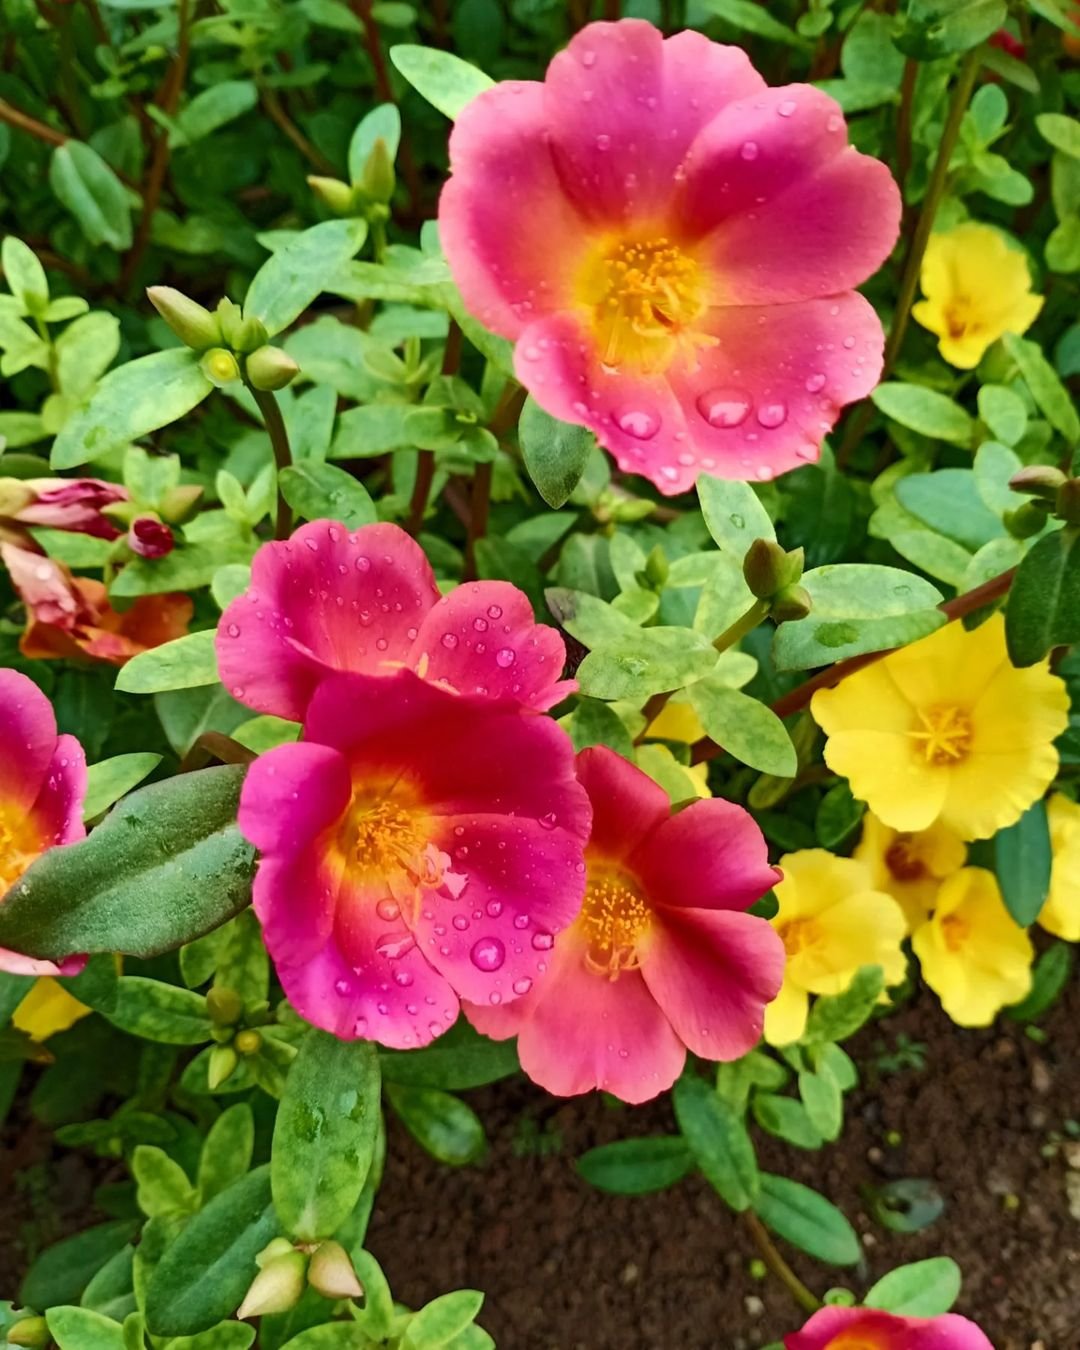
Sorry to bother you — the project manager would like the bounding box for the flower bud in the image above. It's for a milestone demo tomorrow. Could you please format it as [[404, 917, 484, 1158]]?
[[308, 175, 358, 216], [208, 1044, 239, 1090], [770, 583, 812, 624], [359, 137, 396, 205], [201, 347, 242, 387], [308, 1240, 364, 1300], [7, 1316, 50, 1347], [743, 538, 803, 600], [147, 286, 222, 351], [235, 1028, 263, 1056], [159, 484, 204, 524], [643, 544, 669, 590], [216, 299, 268, 354], [0, 478, 35, 517], [1008, 465, 1067, 500], [245, 345, 300, 392], [128, 515, 175, 559], [1057, 478, 1080, 527], [206, 985, 244, 1027], [1003, 501, 1049, 540], [237, 1251, 307, 1320], [257, 1238, 298, 1269]]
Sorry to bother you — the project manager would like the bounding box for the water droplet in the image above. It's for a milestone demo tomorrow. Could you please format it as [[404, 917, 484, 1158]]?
[[805, 373, 826, 393], [355, 556, 371, 572], [489, 991, 502, 1005], [473, 617, 488, 633], [227, 623, 240, 638], [522, 345, 541, 361], [756, 401, 788, 429], [532, 931, 554, 951], [495, 647, 516, 669], [538, 812, 557, 830], [827, 113, 843, 133], [452, 914, 470, 931], [697, 388, 751, 429], [441, 633, 459, 649], [740, 140, 759, 160], [778, 99, 797, 117], [376, 900, 400, 922], [513, 977, 533, 996], [617, 409, 659, 439], [375, 637, 388, 651], [394, 970, 413, 987], [354, 1016, 368, 1035], [513, 914, 529, 930], [334, 978, 350, 996], [595, 133, 611, 150], [582, 48, 596, 66], [375, 932, 416, 960], [487, 604, 502, 619], [470, 937, 506, 971]]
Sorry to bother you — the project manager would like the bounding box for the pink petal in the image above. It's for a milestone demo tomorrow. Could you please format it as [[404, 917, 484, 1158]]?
[[543, 21, 764, 223], [784, 1308, 993, 1350], [440, 80, 590, 341], [465, 926, 685, 1103], [0, 948, 86, 978], [681, 86, 900, 301], [18, 477, 126, 538], [639, 908, 784, 1061], [31, 734, 87, 846], [238, 742, 351, 854], [0, 667, 60, 810], [575, 746, 669, 862], [409, 580, 574, 711], [1, 542, 84, 630], [410, 814, 586, 1008], [630, 797, 779, 912], [216, 520, 441, 720]]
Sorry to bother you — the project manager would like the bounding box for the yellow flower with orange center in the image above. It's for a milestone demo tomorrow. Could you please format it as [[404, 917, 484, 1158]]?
[[811, 615, 1068, 842], [853, 812, 967, 933], [1038, 793, 1080, 941], [912, 868, 1033, 1025], [912, 222, 1043, 369]]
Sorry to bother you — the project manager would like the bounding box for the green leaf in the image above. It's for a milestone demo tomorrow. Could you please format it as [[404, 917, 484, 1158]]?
[[895, 470, 1004, 550], [575, 1137, 693, 1195], [272, 1030, 380, 1242], [1006, 942, 1074, 1021], [402, 1291, 484, 1349], [386, 1084, 487, 1166], [751, 1094, 823, 1149], [46, 1307, 125, 1350], [518, 396, 594, 509], [871, 383, 975, 446], [52, 348, 212, 470], [247, 221, 367, 337], [673, 1075, 758, 1212], [174, 81, 258, 147], [977, 386, 1028, 446], [2, 236, 48, 311], [1005, 527, 1080, 666], [697, 476, 775, 555], [388, 45, 494, 119], [864, 1257, 962, 1316], [199, 1103, 255, 1204], [802, 966, 885, 1045], [49, 142, 133, 250], [83, 753, 162, 820], [753, 1174, 861, 1267], [116, 631, 219, 694], [815, 782, 864, 849], [798, 1066, 843, 1142], [699, 0, 809, 46], [278, 462, 377, 529], [162, 1325, 255, 1350], [1004, 332, 1080, 444], [993, 798, 1052, 926], [106, 979, 211, 1045], [576, 628, 719, 700], [0, 766, 254, 961], [379, 1022, 519, 1090], [687, 680, 796, 776], [349, 103, 402, 182], [146, 1167, 281, 1337], [133, 1144, 198, 1217], [21, 1221, 138, 1308], [330, 401, 419, 458], [1038, 112, 1080, 159]]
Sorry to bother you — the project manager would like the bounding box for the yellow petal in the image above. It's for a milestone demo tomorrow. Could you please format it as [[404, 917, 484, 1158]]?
[[13, 978, 91, 1042], [763, 976, 809, 1047], [799, 890, 908, 994], [647, 699, 706, 744], [823, 730, 948, 832], [1041, 794, 1080, 940]]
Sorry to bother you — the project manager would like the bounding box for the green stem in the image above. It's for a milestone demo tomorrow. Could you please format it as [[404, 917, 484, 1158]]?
[[33, 316, 58, 392], [249, 384, 294, 540], [742, 1212, 821, 1316], [406, 320, 463, 535], [463, 459, 492, 582], [713, 598, 770, 654]]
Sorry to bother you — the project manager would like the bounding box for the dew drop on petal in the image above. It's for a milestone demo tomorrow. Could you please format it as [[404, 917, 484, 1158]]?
[[441, 633, 459, 650], [532, 931, 554, 951], [470, 937, 506, 971], [473, 617, 488, 632], [778, 99, 797, 117], [696, 388, 751, 429], [756, 401, 788, 429], [740, 140, 758, 160], [452, 914, 470, 931], [487, 604, 502, 619], [513, 914, 530, 930], [595, 133, 611, 150], [376, 899, 400, 922], [227, 623, 240, 638], [355, 556, 371, 572], [512, 977, 533, 996], [617, 409, 659, 440], [538, 812, 557, 830], [394, 970, 413, 987], [375, 932, 416, 960], [489, 991, 502, 1005], [805, 373, 826, 393], [334, 978, 350, 996], [495, 647, 516, 668]]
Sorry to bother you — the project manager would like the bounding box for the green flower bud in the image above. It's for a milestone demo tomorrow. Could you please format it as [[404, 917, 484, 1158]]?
[[246, 345, 300, 392], [1004, 500, 1049, 539], [1056, 478, 1080, 527], [308, 175, 358, 216], [770, 582, 812, 624], [7, 1316, 50, 1348], [206, 985, 243, 1027], [146, 286, 222, 351], [308, 1240, 364, 1300], [158, 483, 204, 524], [216, 298, 268, 354], [359, 136, 395, 205], [1008, 464, 1067, 500], [743, 538, 803, 600], [235, 1028, 263, 1056], [237, 1251, 307, 1320], [201, 347, 242, 388], [256, 1238, 298, 1269], [208, 1045, 239, 1090]]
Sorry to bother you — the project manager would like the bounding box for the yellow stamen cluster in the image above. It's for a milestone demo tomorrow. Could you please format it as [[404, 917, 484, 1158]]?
[[884, 834, 927, 882], [0, 809, 38, 893], [580, 869, 651, 980], [776, 916, 821, 958], [909, 705, 973, 766]]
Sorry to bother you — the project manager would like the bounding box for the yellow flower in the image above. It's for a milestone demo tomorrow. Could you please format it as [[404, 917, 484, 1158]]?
[[12, 978, 91, 1042], [647, 698, 706, 745], [912, 868, 1033, 1025], [1039, 793, 1080, 941], [853, 811, 967, 933], [912, 222, 1043, 369], [811, 615, 1068, 842], [764, 850, 907, 1046]]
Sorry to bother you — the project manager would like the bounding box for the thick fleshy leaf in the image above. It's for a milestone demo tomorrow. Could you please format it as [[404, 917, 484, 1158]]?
[[83, 754, 162, 820], [672, 1074, 758, 1211], [752, 1173, 861, 1266], [575, 1137, 693, 1195], [278, 463, 377, 529], [518, 396, 594, 508], [994, 798, 1052, 926], [389, 45, 494, 120], [863, 1256, 962, 1316], [1005, 526, 1080, 666], [115, 631, 219, 693], [246, 221, 367, 337]]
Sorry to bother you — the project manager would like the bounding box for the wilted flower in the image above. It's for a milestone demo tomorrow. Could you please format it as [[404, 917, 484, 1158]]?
[[912, 868, 1033, 1026], [439, 18, 899, 493], [237, 669, 590, 1048], [853, 811, 967, 933], [0, 475, 126, 540], [1039, 793, 1080, 940], [217, 519, 574, 722], [785, 1304, 993, 1350], [811, 616, 1068, 841], [765, 849, 906, 1046], [466, 747, 783, 1102], [127, 516, 175, 559], [0, 668, 87, 977], [912, 222, 1043, 369]]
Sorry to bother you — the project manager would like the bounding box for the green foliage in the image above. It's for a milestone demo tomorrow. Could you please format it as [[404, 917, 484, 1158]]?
[[673, 1075, 759, 1212]]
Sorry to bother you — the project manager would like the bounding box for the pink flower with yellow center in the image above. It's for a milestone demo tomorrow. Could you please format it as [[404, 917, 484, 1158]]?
[[0, 668, 87, 977], [217, 520, 574, 722], [439, 19, 900, 493], [237, 668, 590, 1048], [784, 1305, 993, 1350], [465, 747, 784, 1102]]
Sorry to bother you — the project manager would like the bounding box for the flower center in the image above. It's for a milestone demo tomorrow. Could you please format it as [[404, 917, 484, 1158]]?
[[825, 1335, 886, 1350], [776, 916, 821, 957], [909, 704, 973, 766], [579, 235, 712, 373], [580, 868, 651, 980], [335, 785, 460, 917], [940, 914, 970, 952], [0, 804, 39, 894], [884, 835, 926, 882]]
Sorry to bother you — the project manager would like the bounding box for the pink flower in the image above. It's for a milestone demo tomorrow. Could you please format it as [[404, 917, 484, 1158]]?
[[0, 668, 87, 977], [217, 519, 574, 722], [785, 1306, 993, 1350], [128, 516, 175, 559], [465, 747, 784, 1103], [1, 476, 126, 539], [237, 668, 591, 1049], [439, 19, 900, 494]]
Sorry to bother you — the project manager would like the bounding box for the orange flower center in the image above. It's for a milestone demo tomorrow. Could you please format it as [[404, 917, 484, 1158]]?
[[884, 834, 927, 882], [580, 867, 651, 980], [579, 235, 712, 374], [940, 913, 970, 952], [909, 704, 973, 766], [825, 1334, 888, 1350], [776, 916, 821, 957], [0, 802, 40, 894]]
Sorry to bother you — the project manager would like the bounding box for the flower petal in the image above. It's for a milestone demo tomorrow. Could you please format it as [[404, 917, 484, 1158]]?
[[784, 1306, 994, 1350], [575, 746, 670, 863], [410, 580, 574, 710], [238, 741, 351, 855], [0, 948, 86, 978], [31, 734, 87, 846], [217, 520, 441, 720], [0, 667, 59, 810]]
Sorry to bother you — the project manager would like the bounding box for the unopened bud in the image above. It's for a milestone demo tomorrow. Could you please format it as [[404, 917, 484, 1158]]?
[[208, 1045, 239, 1090], [7, 1317, 49, 1347], [1003, 500, 1049, 539], [308, 175, 357, 216], [235, 1028, 263, 1056], [1008, 464, 1067, 500], [237, 1251, 307, 1320], [644, 545, 669, 589], [201, 348, 241, 387], [246, 345, 300, 392], [0, 478, 35, 517], [770, 583, 812, 623], [743, 538, 803, 600], [1056, 478, 1080, 527], [128, 515, 175, 559], [257, 1238, 298, 1269], [308, 1240, 364, 1300], [359, 136, 395, 205], [147, 286, 222, 351], [159, 483, 204, 524], [207, 985, 244, 1027], [216, 298, 268, 354]]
